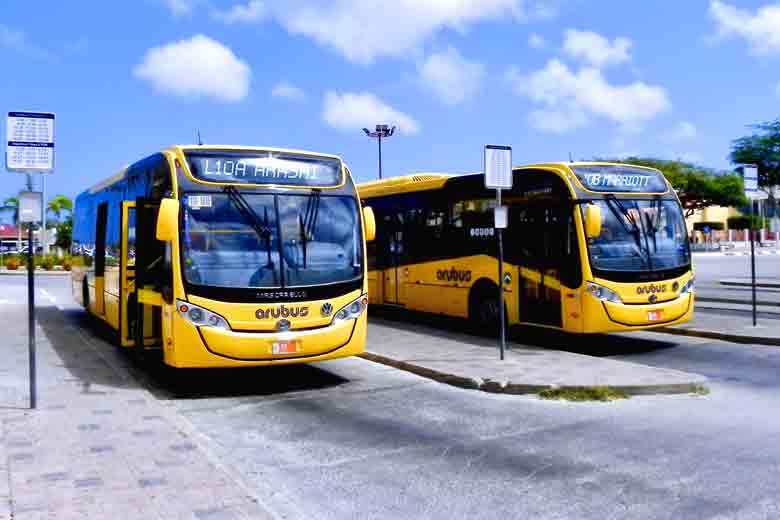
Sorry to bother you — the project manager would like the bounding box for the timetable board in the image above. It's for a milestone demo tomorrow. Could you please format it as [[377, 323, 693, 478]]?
[[6, 112, 55, 172]]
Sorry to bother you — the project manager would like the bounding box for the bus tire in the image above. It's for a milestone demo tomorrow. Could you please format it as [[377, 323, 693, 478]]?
[[469, 280, 502, 335], [82, 279, 89, 310]]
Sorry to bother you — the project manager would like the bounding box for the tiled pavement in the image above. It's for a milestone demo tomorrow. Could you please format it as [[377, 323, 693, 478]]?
[[0, 304, 274, 520]]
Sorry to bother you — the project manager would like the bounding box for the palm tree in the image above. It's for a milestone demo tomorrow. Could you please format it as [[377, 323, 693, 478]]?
[[47, 194, 73, 223], [1, 197, 21, 250]]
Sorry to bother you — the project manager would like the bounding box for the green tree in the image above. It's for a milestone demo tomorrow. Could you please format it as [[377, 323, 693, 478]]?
[[0, 197, 22, 249], [47, 194, 73, 223], [600, 158, 747, 217], [54, 218, 72, 251], [730, 120, 780, 189]]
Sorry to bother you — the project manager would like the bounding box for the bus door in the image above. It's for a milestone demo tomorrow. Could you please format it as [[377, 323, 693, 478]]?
[[383, 212, 406, 305], [130, 197, 165, 347], [92, 202, 109, 316], [515, 204, 563, 327], [120, 201, 137, 346]]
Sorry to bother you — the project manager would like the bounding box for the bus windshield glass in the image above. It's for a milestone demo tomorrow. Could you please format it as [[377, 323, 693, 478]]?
[[185, 151, 343, 187], [585, 199, 690, 273], [180, 192, 363, 288]]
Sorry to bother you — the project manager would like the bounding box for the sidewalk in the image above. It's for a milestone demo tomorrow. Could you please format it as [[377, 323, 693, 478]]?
[[0, 304, 273, 519], [363, 313, 707, 396], [0, 268, 70, 276], [657, 311, 780, 346]]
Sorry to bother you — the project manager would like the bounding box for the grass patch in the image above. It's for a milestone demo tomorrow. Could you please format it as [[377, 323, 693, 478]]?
[[690, 384, 710, 396], [538, 386, 629, 402]]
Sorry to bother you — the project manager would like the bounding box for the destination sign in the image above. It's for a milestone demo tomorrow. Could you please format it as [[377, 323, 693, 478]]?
[[572, 165, 668, 193], [186, 152, 343, 187]]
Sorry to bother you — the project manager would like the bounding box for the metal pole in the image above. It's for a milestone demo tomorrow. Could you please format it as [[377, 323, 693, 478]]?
[[750, 199, 757, 327], [378, 134, 383, 180], [497, 189, 506, 361], [41, 174, 47, 256], [27, 197, 36, 410]]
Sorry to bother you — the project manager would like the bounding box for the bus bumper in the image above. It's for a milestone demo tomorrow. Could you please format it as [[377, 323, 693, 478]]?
[[581, 292, 694, 333], [164, 312, 367, 368]]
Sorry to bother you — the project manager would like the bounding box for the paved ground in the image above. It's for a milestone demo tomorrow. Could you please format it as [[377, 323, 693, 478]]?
[[365, 310, 706, 394], [2, 276, 780, 518]]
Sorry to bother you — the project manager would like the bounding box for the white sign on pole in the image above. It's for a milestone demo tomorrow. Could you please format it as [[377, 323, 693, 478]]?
[[743, 165, 767, 200], [494, 205, 508, 229], [6, 112, 55, 172], [484, 145, 512, 189], [19, 191, 42, 224]]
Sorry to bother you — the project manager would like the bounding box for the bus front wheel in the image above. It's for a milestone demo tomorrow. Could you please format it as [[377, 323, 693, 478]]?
[[469, 282, 502, 335]]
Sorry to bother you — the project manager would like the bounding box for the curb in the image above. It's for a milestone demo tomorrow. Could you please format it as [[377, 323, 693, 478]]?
[[0, 270, 71, 276], [359, 352, 707, 397], [654, 326, 780, 347], [719, 279, 780, 289]]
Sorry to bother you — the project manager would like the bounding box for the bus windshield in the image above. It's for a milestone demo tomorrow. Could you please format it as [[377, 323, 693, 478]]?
[[180, 191, 363, 288], [585, 198, 690, 273]]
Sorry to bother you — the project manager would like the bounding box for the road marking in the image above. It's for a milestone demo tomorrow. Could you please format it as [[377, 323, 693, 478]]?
[[40, 289, 57, 304]]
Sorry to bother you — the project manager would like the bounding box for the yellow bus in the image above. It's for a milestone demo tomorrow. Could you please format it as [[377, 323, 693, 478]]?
[[72, 145, 375, 367], [358, 162, 693, 334]]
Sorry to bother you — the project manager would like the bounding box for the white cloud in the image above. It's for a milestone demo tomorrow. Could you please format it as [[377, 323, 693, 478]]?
[[134, 35, 251, 102], [0, 24, 55, 61], [563, 29, 631, 67], [528, 33, 546, 49], [323, 92, 420, 134], [663, 121, 697, 142], [272, 81, 306, 100], [213, 1, 266, 24], [274, 0, 535, 64], [506, 59, 670, 133], [710, 0, 780, 54], [164, 0, 196, 16], [418, 47, 484, 105]]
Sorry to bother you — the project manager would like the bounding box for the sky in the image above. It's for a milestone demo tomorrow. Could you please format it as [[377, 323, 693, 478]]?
[[2, 0, 780, 220]]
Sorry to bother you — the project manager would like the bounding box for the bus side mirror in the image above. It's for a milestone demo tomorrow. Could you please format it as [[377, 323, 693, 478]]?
[[363, 206, 376, 242], [156, 198, 179, 242], [585, 204, 602, 238]]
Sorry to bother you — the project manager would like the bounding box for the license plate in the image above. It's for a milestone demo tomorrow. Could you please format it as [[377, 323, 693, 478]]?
[[272, 341, 301, 355], [647, 311, 664, 321]]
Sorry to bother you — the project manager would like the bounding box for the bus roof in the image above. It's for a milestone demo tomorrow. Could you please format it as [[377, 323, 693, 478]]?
[[85, 145, 345, 195], [357, 162, 665, 199]]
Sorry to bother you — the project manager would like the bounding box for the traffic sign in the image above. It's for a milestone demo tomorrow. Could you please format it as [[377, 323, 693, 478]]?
[[19, 191, 42, 224], [6, 112, 55, 172], [484, 145, 512, 189], [742, 165, 767, 200]]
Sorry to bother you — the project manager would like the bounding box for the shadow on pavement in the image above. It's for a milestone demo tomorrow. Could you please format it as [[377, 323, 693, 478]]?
[[39, 306, 349, 400], [368, 305, 678, 358]]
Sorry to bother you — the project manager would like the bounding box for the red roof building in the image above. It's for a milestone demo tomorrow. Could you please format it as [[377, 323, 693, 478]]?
[[0, 224, 19, 239]]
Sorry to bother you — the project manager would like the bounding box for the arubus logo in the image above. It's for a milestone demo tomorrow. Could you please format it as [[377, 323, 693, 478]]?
[[636, 284, 667, 295], [256, 305, 310, 319], [437, 268, 472, 282]]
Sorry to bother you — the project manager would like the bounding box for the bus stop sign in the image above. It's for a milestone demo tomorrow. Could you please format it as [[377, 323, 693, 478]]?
[[484, 145, 512, 189]]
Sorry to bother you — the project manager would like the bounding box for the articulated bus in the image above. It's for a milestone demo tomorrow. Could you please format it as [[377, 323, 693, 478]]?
[[358, 162, 694, 334], [72, 145, 375, 367]]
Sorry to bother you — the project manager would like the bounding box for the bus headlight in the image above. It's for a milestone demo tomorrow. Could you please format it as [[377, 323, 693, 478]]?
[[334, 295, 368, 322], [176, 300, 230, 330], [586, 282, 623, 303], [680, 276, 695, 295]]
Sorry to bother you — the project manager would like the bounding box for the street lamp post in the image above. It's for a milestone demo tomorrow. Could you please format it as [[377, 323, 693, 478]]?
[[363, 124, 395, 179]]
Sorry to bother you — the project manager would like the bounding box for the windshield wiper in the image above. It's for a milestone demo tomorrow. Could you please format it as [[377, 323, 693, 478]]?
[[223, 187, 277, 282], [604, 195, 651, 266], [298, 190, 321, 269]]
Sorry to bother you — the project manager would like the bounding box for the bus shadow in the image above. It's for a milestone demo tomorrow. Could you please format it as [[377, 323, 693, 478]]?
[[368, 305, 677, 357], [42, 307, 349, 400]]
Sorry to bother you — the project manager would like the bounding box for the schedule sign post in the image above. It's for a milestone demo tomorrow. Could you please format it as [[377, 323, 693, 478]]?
[[742, 165, 761, 327], [6, 112, 55, 172], [484, 145, 512, 361], [6, 111, 54, 411]]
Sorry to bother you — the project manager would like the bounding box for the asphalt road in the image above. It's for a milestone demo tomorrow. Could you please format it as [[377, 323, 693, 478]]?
[[692, 254, 780, 316], [5, 274, 780, 519]]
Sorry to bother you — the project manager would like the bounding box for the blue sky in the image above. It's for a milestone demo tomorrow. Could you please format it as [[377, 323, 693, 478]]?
[[1, 0, 779, 218]]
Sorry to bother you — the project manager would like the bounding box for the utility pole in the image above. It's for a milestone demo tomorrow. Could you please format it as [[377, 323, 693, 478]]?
[[363, 125, 395, 179]]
